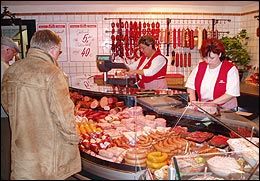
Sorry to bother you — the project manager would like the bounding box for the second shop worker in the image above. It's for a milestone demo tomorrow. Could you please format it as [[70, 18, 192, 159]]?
[[125, 35, 168, 90], [185, 38, 240, 110]]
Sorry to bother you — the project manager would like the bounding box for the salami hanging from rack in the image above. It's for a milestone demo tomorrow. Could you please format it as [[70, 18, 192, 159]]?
[[183, 52, 187, 67], [175, 52, 179, 67], [147, 22, 151, 36], [169, 28, 173, 44], [160, 28, 164, 43], [111, 22, 116, 53], [155, 22, 160, 42], [202, 28, 208, 42], [182, 27, 186, 48], [188, 52, 192, 67], [197, 28, 203, 50], [190, 29, 194, 50], [173, 28, 177, 49], [194, 27, 198, 47], [185, 28, 191, 48], [151, 22, 155, 37], [111, 35, 116, 52], [179, 52, 183, 67], [214, 29, 219, 39], [177, 28, 181, 47], [171, 50, 175, 65], [125, 21, 129, 29], [165, 28, 168, 44], [124, 29, 129, 49], [207, 27, 211, 39]]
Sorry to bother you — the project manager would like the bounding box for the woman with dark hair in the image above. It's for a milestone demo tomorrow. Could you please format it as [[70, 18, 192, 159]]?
[[125, 35, 168, 90], [185, 38, 240, 110]]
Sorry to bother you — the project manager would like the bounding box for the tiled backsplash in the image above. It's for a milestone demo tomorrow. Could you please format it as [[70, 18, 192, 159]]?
[[8, 9, 260, 85]]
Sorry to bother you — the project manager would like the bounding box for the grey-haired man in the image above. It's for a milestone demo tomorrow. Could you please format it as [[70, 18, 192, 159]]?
[[1, 36, 20, 180]]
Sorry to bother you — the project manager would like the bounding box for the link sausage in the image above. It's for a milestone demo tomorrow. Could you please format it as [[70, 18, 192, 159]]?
[[188, 52, 191, 67], [175, 52, 179, 67], [190, 29, 194, 50], [179, 52, 183, 68], [177, 28, 181, 47], [184, 52, 187, 68], [173, 28, 177, 49]]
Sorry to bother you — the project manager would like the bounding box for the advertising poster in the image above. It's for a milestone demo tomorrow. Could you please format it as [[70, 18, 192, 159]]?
[[37, 23, 68, 62]]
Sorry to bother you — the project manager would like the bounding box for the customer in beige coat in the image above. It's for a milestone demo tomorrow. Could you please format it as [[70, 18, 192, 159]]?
[[1, 30, 81, 180]]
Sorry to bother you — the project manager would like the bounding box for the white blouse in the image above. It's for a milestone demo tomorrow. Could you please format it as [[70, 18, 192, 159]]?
[[185, 62, 240, 101]]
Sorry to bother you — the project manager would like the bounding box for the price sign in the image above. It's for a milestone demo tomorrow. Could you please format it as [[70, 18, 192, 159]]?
[[68, 23, 97, 62]]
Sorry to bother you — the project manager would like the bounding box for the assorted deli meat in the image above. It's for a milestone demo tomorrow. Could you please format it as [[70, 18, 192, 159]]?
[[69, 91, 258, 176]]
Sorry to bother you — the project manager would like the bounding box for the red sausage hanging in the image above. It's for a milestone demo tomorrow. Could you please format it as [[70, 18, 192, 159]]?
[[179, 52, 183, 67], [169, 29, 173, 44], [171, 50, 175, 66], [160, 28, 164, 43], [175, 52, 179, 67], [194, 27, 198, 46], [214, 29, 219, 39], [173, 28, 177, 49], [182, 28, 186, 48], [177, 28, 181, 47], [202, 28, 207, 42], [165, 28, 168, 44], [188, 52, 191, 67], [184, 52, 187, 67], [190, 29, 194, 50], [185, 28, 190, 48]]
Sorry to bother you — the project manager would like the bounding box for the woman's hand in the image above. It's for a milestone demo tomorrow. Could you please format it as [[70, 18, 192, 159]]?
[[126, 70, 137, 76], [126, 69, 143, 76]]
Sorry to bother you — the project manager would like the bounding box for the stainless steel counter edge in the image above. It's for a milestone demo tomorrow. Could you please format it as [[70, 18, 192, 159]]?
[[81, 157, 146, 180]]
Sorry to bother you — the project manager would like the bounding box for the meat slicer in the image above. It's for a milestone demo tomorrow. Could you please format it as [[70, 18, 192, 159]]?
[[96, 55, 136, 88]]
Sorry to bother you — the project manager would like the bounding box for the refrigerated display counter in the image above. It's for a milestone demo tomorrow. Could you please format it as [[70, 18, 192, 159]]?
[[69, 87, 259, 180]]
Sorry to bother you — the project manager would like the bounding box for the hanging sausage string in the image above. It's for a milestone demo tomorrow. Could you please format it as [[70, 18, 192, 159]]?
[[105, 17, 231, 61]]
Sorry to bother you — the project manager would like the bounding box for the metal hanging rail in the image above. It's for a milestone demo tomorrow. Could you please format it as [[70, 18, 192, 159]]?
[[105, 17, 231, 22], [104, 17, 167, 21], [170, 18, 231, 22], [105, 17, 231, 56]]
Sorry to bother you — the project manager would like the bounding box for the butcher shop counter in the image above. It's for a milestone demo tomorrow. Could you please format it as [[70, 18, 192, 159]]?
[[137, 95, 259, 137], [69, 87, 259, 180]]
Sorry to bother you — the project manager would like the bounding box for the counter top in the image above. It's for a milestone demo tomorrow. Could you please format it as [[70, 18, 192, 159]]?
[[168, 82, 259, 97], [240, 82, 259, 96], [137, 96, 259, 133]]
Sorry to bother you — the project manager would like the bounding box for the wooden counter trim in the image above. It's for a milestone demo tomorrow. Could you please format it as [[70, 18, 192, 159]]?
[[240, 82, 259, 97], [168, 82, 259, 97]]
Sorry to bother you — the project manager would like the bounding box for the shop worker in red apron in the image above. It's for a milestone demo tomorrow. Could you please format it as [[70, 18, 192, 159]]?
[[1, 30, 81, 180], [185, 38, 240, 110], [125, 35, 168, 90]]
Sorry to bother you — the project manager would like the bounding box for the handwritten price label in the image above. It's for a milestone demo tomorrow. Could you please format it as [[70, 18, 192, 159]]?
[[81, 47, 90, 57], [69, 23, 97, 62]]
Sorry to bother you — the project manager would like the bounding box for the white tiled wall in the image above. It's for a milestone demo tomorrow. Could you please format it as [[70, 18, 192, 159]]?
[[2, 3, 259, 85]]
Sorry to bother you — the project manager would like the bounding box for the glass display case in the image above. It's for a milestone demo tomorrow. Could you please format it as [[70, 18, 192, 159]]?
[[172, 150, 259, 180], [69, 87, 259, 180]]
